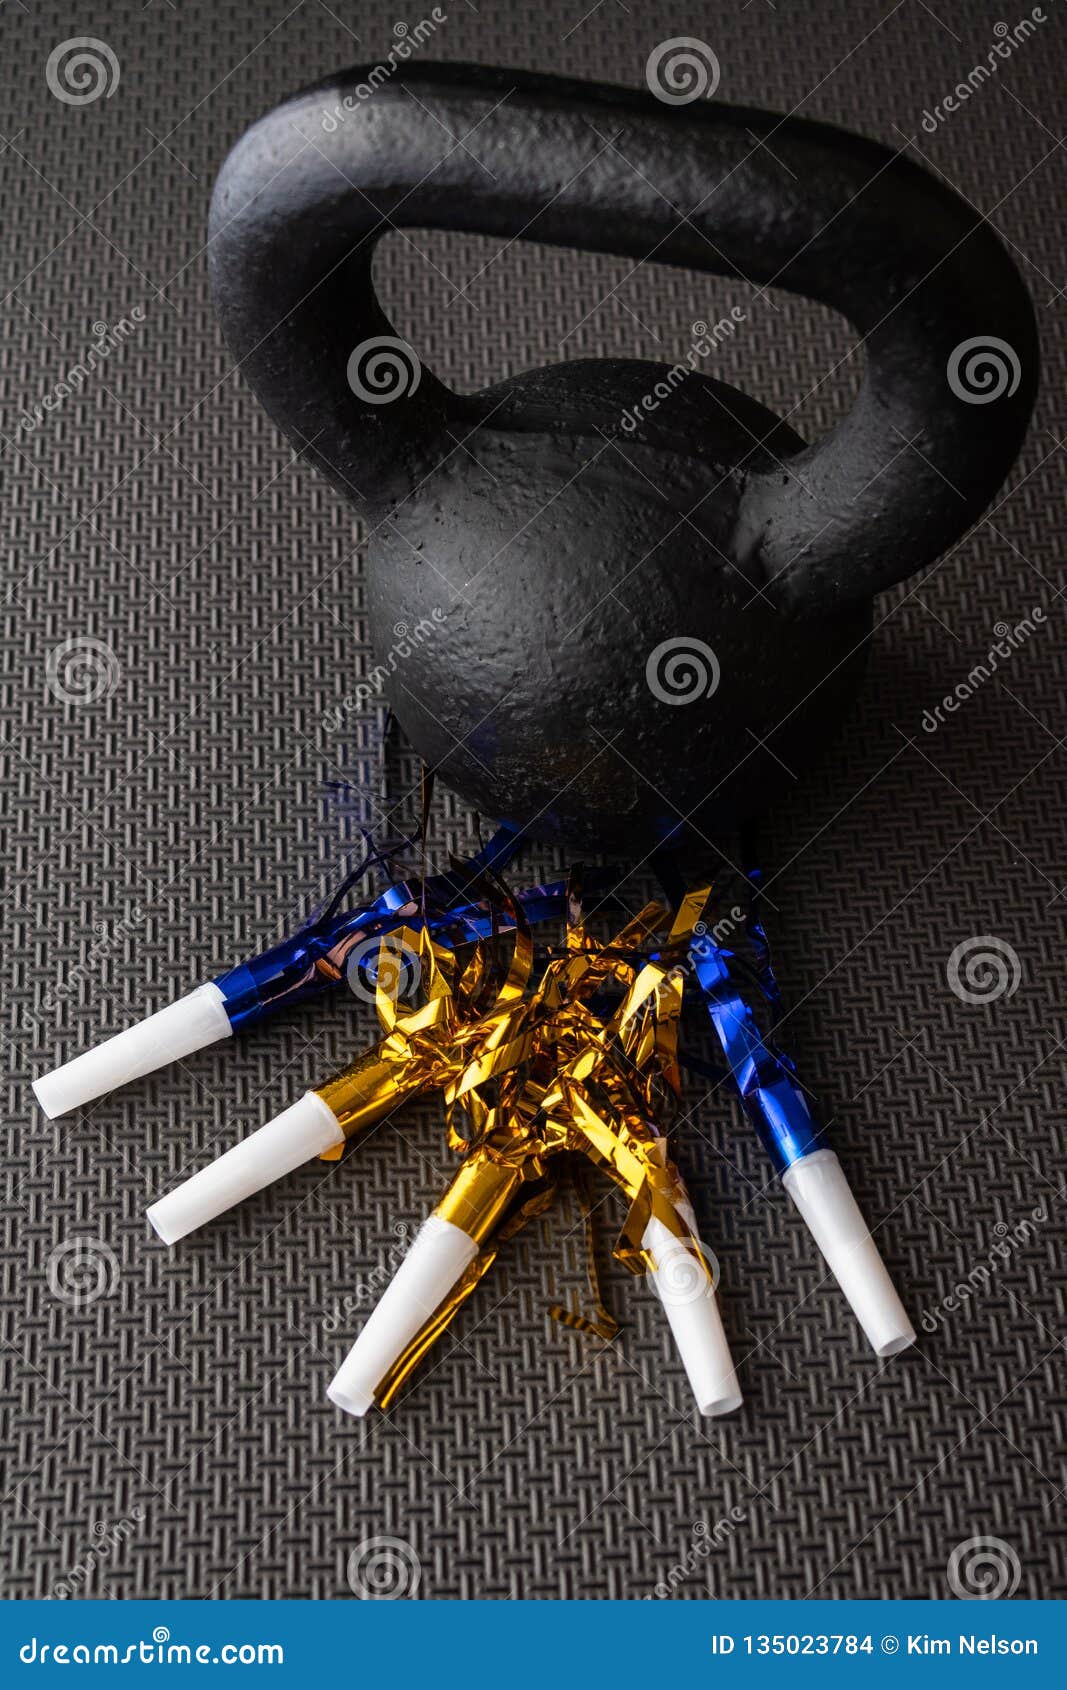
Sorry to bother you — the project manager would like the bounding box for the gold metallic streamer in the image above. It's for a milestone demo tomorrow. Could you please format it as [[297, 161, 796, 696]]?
[[307, 875, 720, 1408], [368, 885, 716, 1404]]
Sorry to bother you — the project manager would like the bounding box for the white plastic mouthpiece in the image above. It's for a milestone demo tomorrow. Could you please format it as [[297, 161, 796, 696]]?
[[643, 1214, 743, 1416], [32, 983, 233, 1119], [328, 1214, 479, 1417], [782, 1148, 916, 1357], [147, 1090, 343, 1246]]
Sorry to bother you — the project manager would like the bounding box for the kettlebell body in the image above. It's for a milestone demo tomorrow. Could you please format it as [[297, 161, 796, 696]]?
[[366, 360, 869, 849], [209, 65, 1036, 853]]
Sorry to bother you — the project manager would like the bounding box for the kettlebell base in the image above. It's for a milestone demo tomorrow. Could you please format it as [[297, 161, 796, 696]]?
[[390, 608, 871, 857]]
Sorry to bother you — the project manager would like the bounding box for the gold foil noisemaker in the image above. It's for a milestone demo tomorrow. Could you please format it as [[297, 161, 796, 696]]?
[[327, 882, 743, 1419]]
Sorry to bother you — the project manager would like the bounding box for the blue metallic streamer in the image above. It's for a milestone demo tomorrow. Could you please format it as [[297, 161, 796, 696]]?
[[213, 825, 614, 1033], [685, 879, 825, 1176], [214, 823, 521, 1028]]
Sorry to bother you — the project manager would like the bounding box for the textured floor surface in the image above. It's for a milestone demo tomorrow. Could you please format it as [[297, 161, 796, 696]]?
[[1, 0, 1065, 1601]]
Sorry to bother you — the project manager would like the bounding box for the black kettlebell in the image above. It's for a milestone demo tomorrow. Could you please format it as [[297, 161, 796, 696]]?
[[209, 64, 1037, 852]]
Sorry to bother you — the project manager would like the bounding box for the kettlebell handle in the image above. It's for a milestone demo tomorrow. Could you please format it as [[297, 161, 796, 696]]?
[[210, 63, 1037, 615]]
